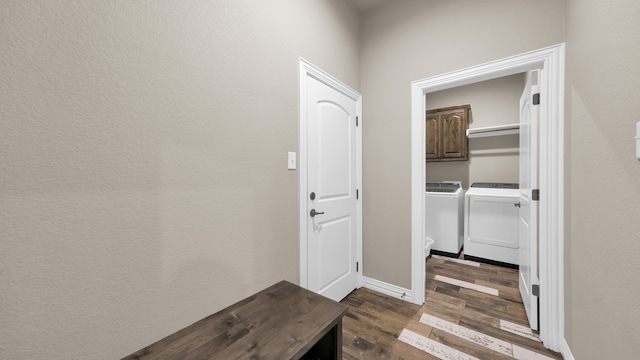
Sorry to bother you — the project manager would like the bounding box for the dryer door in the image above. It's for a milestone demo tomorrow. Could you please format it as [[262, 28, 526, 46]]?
[[467, 195, 519, 249]]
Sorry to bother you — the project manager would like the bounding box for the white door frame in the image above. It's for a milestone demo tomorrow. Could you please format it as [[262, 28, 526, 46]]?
[[410, 44, 565, 351], [298, 58, 363, 290]]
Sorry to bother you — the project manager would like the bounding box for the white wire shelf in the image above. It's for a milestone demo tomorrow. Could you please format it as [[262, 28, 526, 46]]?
[[466, 124, 520, 138]]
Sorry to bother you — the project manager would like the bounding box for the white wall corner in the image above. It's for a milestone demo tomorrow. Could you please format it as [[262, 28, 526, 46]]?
[[362, 276, 413, 303]]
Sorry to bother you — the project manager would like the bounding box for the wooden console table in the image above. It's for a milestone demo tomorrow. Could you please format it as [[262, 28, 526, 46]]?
[[122, 280, 348, 359]]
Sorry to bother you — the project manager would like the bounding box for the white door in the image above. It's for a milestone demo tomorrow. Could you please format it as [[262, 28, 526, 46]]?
[[305, 74, 359, 302], [519, 70, 539, 331]]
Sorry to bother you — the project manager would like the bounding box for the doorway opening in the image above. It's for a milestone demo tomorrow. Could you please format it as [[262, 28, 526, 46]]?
[[410, 44, 565, 352]]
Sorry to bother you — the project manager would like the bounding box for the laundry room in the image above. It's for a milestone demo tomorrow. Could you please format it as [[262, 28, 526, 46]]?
[[425, 72, 527, 266]]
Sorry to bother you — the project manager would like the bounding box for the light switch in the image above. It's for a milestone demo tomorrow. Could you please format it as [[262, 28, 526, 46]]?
[[636, 122, 640, 160], [288, 152, 296, 170]]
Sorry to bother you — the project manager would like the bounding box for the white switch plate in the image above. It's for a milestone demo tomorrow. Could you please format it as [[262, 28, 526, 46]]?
[[636, 122, 640, 160], [288, 152, 296, 170]]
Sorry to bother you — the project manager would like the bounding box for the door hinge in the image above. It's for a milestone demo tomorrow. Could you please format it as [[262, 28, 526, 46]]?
[[532, 284, 540, 297], [532, 189, 540, 201], [533, 93, 540, 105], [356, 262, 359, 272], [356, 116, 359, 126], [356, 189, 359, 199]]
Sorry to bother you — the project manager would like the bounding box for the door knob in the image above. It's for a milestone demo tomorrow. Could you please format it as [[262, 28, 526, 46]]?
[[310, 209, 325, 217], [514, 202, 521, 208]]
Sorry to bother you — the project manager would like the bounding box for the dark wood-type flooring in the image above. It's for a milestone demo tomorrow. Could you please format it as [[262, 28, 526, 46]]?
[[340, 255, 563, 360]]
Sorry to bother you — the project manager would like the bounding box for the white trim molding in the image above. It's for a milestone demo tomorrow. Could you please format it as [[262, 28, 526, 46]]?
[[362, 276, 413, 303], [560, 338, 575, 360], [298, 58, 363, 290], [410, 44, 565, 352]]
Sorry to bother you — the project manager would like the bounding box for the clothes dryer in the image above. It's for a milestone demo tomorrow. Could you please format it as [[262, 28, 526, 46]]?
[[464, 183, 520, 266]]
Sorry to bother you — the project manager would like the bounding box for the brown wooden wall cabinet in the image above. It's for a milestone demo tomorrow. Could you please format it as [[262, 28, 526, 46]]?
[[426, 105, 470, 162], [122, 281, 348, 360]]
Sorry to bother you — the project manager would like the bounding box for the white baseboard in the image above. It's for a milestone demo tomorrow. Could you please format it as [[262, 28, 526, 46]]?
[[560, 338, 575, 360], [362, 276, 413, 302]]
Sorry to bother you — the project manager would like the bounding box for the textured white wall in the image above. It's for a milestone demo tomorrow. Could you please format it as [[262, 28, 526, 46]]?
[[425, 74, 524, 189], [565, 0, 640, 357], [0, 1, 359, 358], [360, 0, 565, 288]]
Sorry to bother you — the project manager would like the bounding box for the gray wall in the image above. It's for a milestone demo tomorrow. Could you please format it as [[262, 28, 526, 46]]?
[[360, 0, 640, 357], [565, 0, 640, 357], [4, 0, 640, 358], [0, 1, 359, 358], [426, 74, 524, 188], [360, 0, 565, 289]]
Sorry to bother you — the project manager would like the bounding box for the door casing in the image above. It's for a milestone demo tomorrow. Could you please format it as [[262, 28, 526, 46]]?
[[298, 58, 363, 292], [410, 44, 565, 352]]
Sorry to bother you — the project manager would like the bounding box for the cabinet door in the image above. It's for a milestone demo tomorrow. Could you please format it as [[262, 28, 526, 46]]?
[[440, 109, 468, 160], [425, 114, 440, 160]]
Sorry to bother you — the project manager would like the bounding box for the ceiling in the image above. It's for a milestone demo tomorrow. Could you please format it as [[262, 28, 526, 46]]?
[[348, 0, 391, 13]]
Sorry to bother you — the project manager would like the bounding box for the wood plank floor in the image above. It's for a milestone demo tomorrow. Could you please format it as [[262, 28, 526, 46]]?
[[340, 255, 563, 360]]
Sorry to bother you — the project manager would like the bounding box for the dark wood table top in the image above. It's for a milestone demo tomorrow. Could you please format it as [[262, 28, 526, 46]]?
[[122, 280, 348, 360]]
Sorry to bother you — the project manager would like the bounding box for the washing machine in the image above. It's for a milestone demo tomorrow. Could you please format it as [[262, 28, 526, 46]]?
[[425, 181, 464, 256], [464, 183, 520, 266]]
